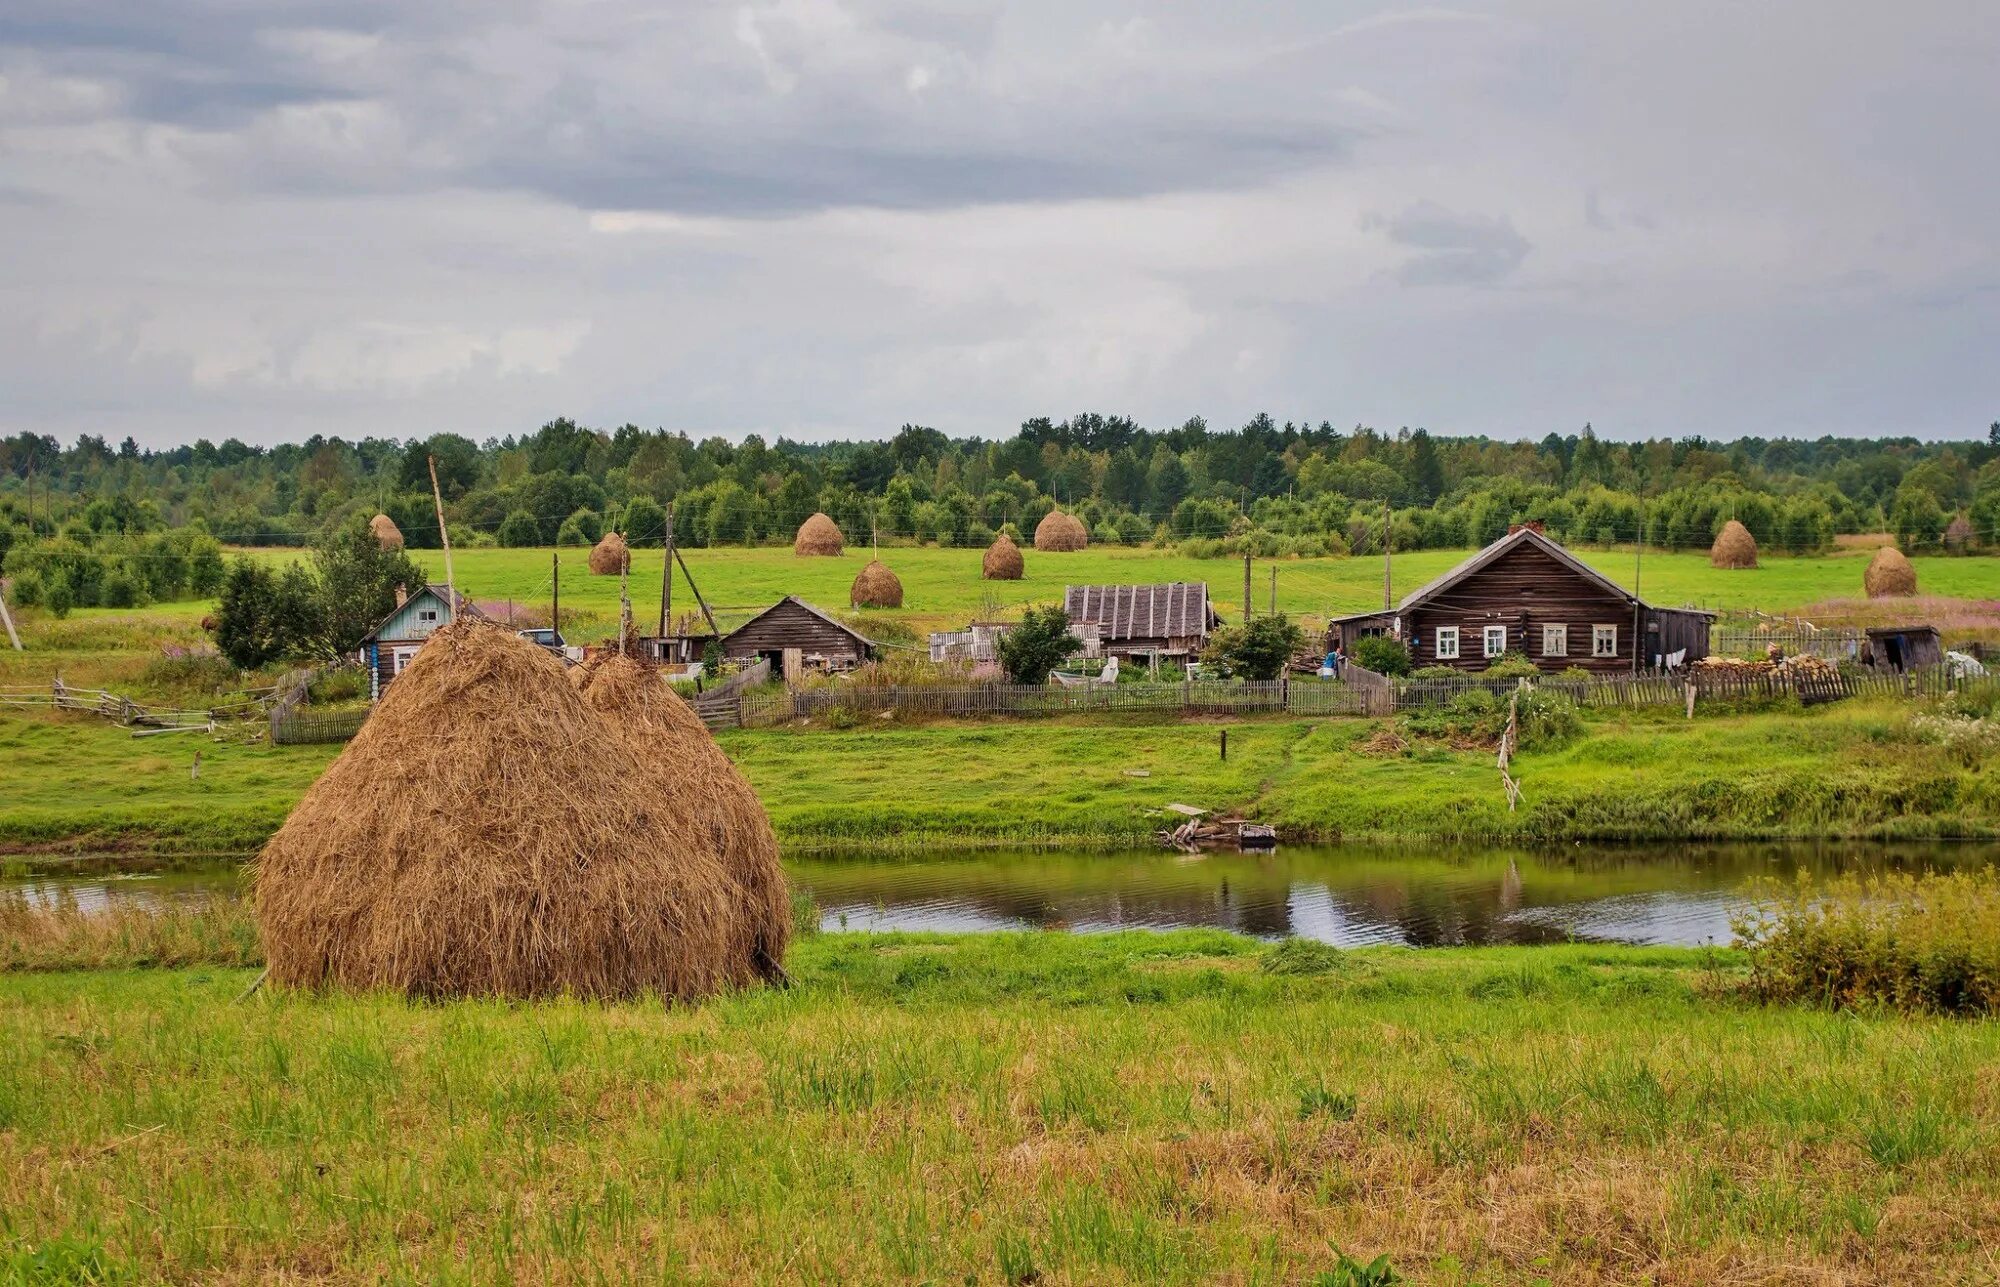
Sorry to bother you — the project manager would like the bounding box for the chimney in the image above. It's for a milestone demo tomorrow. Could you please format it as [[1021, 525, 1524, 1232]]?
[[394, 583, 408, 608]]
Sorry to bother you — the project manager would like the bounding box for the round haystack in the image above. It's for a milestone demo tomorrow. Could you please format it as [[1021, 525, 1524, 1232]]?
[[982, 533, 1025, 580], [252, 622, 758, 1000], [850, 558, 903, 608], [1864, 546, 1917, 598], [1710, 519, 1758, 569], [1944, 514, 1974, 553], [794, 512, 844, 556], [1034, 509, 1088, 552], [572, 654, 790, 981], [588, 531, 629, 576], [369, 513, 404, 550]]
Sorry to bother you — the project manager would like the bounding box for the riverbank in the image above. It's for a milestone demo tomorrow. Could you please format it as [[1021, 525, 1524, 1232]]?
[[4, 697, 1996, 854], [2, 933, 1995, 1283]]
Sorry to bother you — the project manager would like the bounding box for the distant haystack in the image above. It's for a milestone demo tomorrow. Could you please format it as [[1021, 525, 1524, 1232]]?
[[982, 533, 1025, 580], [573, 654, 790, 982], [1944, 514, 1974, 554], [795, 512, 844, 557], [1034, 510, 1088, 552], [1864, 547, 1917, 598], [1710, 520, 1758, 569], [252, 622, 756, 1000], [588, 531, 629, 576], [850, 559, 903, 608], [369, 514, 404, 551]]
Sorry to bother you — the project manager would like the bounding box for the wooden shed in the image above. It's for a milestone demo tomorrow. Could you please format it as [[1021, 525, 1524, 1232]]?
[[355, 585, 486, 700], [1863, 625, 1943, 673], [1328, 525, 1713, 674], [721, 596, 874, 675], [1062, 582, 1220, 661]]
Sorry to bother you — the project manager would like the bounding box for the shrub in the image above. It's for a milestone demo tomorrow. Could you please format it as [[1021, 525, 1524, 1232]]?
[[1735, 870, 2000, 1015], [497, 510, 540, 548], [1514, 689, 1583, 750], [1114, 512, 1151, 544], [42, 578, 73, 618], [98, 568, 144, 609], [1203, 614, 1305, 681], [141, 646, 239, 698], [1408, 664, 1459, 679], [1483, 650, 1540, 678], [1402, 689, 1503, 744], [1351, 635, 1410, 676], [555, 507, 602, 546], [996, 605, 1080, 685], [7, 570, 43, 608]]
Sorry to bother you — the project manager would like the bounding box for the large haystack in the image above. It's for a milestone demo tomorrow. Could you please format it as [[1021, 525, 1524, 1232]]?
[[795, 512, 844, 556], [850, 558, 903, 608], [252, 622, 757, 1000], [1865, 546, 1917, 598], [1710, 519, 1758, 569], [369, 513, 404, 551], [982, 532, 1025, 580], [588, 530, 629, 576], [1034, 509, 1088, 552], [572, 654, 790, 980]]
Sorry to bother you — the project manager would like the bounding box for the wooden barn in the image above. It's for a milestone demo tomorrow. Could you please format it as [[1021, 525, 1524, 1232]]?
[[1863, 625, 1943, 673], [722, 596, 874, 676], [1063, 582, 1220, 661], [1328, 525, 1713, 674], [355, 584, 485, 700]]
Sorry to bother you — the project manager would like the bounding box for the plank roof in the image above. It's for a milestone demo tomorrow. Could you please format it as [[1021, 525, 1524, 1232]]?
[[1062, 582, 1216, 641]]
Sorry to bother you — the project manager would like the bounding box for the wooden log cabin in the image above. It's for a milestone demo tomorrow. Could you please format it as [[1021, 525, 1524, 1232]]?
[[355, 584, 485, 700], [721, 596, 874, 677], [1062, 582, 1221, 662], [1328, 524, 1713, 673]]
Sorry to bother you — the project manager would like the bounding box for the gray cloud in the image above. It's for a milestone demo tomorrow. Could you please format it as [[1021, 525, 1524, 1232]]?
[[1379, 201, 1531, 286]]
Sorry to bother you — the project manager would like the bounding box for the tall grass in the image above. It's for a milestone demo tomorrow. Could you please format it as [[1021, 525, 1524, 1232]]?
[[1735, 869, 2000, 1014], [0, 890, 260, 971]]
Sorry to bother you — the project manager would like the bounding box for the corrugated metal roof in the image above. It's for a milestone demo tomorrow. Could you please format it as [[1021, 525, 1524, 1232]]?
[[1063, 582, 1214, 640]]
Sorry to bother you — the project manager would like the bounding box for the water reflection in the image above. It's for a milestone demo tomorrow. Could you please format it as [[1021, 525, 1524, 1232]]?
[[5, 842, 1995, 949]]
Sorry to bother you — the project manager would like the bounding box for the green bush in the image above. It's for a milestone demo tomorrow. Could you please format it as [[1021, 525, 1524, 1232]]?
[[1514, 689, 1583, 750], [1351, 635, 1409, 676], [7, 570, 43, 608], [1408, 664, 1459, 679], [1736, 870, 2000, 1015], [497, 510, 540, 548], [1483, 650, 1540, 678], [42, 578, 73, 618]]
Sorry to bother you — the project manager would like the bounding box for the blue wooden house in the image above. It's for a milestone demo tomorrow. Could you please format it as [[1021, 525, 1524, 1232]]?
[[355, 584, 484, 700]]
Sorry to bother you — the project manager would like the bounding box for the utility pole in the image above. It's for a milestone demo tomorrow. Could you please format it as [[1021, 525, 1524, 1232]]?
[[426, 455, 455, 611], [1242, 554, 1252, 623], [0, 582, 21, 651], [658, 502, 674, 638], [1634, 495, 1646, 601], [1382, 498, 1393, 611], [551, 550, 559, 640], [1268, 567, 1277, 617]]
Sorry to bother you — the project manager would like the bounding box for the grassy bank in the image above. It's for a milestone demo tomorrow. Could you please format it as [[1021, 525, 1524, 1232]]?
[[5, 697, 1997, 854], [3, 934, 1997, 1283]]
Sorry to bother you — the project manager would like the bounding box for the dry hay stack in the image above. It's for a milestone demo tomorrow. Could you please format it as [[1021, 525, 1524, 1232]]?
[[369, 513, 404, 550], [573, 654, 790, 980], [1709, 519, 1758, 569], [1865, 546, 1917, 598], [794, 512, 844, 556], [1944, 514, 1974, 553], [588, 530, 630, 575], [850, 558, 903, 608], [982, 533, 1025, 580], [252, 622, 758, 1000], [1034, 510, 1088, 552]]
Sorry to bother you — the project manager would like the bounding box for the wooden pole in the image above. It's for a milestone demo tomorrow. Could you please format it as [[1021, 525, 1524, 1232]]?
[[0, 581, 21, 651], [619, 545, 632, 658], [551, 550, 560, 639], [674, 545, 720, 637], [1382, 497, 1393, 611], [1242, 555, 1252, 623], [426, 455, 455, 610], [658, 502, 674, 638]]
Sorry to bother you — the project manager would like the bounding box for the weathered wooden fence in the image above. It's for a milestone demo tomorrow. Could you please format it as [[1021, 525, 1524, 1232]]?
[[0, 680, 256, 733], [268, 707, 370, 745], [1711, 628, 1865, 661], [693, 657, 773, 729]]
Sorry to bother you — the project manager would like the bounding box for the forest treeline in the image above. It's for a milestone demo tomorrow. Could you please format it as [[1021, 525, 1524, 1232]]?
[[3, 416, 1998, 612]]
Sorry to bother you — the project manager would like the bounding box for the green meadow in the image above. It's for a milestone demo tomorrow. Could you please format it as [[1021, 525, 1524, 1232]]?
[[6, 697, 1996, 853], [3, 934, 1997, 1284]]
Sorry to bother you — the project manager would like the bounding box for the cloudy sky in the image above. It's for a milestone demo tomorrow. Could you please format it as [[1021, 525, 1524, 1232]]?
[[2, 1, 1995, 449]]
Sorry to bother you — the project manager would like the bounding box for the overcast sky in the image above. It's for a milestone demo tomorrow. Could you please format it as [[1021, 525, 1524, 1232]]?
[[2, 1, 1995, 449]]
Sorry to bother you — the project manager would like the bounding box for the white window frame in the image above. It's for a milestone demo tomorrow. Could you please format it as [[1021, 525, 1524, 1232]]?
[[1435, 627, 1460, 660], [418, 608, 439, 624], [1483, 625, 1507, 658], [392, 646, 419, 676], [1592, 625, 1618, 658], [1543, 624, 1568, 657]]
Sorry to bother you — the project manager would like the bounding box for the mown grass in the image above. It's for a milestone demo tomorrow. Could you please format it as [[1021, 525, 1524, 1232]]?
[[5, 697, 1998, 852], [2, 935, 1997, 1283]]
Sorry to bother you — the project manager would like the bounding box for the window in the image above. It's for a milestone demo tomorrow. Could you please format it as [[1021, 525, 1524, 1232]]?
[[418, 609, 438, 624], [392, 647, 418, 675], [1592, 625, 1618, 658], [1483, 626, 1507, 658], [1542, 624, 1568, 657], [1435, 627, 1460, 660]]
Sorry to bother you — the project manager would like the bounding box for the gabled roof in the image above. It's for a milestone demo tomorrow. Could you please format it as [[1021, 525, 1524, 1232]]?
[[723, 595, 874, 647], [1063, 582, 1218, 640], [358, 584, 485, 645], [1393, 527, 1641, 614]]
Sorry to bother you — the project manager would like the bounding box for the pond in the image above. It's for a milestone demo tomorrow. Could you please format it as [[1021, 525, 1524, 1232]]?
[[6, 840, 1995, 948]]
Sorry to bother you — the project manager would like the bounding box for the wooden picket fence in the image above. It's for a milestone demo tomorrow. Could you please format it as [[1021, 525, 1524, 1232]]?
[[268, 707, 370, 745]]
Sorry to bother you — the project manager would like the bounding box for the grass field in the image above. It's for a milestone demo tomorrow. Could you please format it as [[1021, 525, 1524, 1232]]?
[[3, 934, 1998, 1283], [6, 698, 1996, 853]]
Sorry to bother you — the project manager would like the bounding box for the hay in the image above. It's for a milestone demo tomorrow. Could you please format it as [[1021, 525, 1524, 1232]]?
[[982, 533, 1025, 580], [794, 512, 844, 556], [252, 622, 758, 1000], [1865, 546, 1917, 598], [573, 654, 790, 981], [1710, 519, 1758, 569], [1944, 515, 1974, 553], [369, 514, 404, 551], [850, 559, 903, 608], [588, 531, 629, 576], [1034, 510, 1088, 552]]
